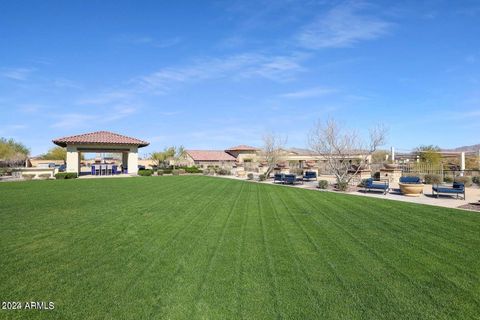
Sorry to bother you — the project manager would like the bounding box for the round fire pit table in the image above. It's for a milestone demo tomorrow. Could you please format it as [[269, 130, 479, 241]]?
[[398, 183, 425, 197]]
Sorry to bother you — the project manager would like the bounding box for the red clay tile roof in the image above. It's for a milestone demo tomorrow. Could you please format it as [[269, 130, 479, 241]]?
[[226, 145, 259, 151], [186, 150, 237, 161], [52, 131, 149, 148]]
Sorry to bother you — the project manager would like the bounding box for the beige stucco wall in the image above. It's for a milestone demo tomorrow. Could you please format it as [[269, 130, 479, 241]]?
[[127, 146, 138, 174], [66, 145, 79, 173]]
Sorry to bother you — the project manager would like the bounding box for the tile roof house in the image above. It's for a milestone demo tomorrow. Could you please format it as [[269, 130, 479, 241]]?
[[185, 150, 237, 162]]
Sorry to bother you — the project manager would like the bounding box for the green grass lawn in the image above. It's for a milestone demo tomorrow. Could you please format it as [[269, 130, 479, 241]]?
[[1, 176, 479, 319]]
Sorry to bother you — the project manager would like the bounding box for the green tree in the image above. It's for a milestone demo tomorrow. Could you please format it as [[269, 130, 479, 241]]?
[[416, 145, 442, 165], [150, 146, 179, 169], [0, 137, 30, 162], [41, 146, 67, 161], [171, 146, 185, 170]]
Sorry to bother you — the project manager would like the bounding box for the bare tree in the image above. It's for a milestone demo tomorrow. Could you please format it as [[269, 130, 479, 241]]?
[[309, 119, 388, 188], [262, 133, 287, 178]]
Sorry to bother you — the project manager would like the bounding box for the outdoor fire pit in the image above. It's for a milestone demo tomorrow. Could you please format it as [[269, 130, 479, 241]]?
[[399, 183, 425, 197]]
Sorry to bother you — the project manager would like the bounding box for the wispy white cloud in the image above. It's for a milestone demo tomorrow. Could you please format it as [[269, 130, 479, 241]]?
[[76, 91, 132, 105], [51, 106, 137, 129], [102, 106, 137, 122], [51, 113, 94, 128], [297, 1, 392, 49], [280, 86, 337, 98], [133, 52, 305, 94], [0, 67, 35, 81]]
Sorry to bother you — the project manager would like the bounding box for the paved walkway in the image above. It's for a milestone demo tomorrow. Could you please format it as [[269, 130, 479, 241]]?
[[226, 174, 480, 211]]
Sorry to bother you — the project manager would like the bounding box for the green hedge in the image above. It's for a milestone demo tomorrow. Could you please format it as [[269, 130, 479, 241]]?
[[138, 169, 153, 176], [55, 172, 78, 179], [183, 166, 203, 173]]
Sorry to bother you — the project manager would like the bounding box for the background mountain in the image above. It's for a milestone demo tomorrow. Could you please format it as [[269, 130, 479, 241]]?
[[442, 144, 480, 152]]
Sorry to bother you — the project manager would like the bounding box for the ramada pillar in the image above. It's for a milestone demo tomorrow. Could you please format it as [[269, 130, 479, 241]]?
[[127, 146, 138, 174], [66, 145, 80, 174]]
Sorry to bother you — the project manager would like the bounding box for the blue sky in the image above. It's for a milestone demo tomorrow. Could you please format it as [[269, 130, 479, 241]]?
[[1, 0, 479, 156]]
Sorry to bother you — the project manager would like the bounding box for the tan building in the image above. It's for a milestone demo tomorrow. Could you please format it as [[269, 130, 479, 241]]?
[[182, 150, 237, 168]]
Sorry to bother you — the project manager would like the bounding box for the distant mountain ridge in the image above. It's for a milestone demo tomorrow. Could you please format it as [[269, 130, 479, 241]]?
[[442, 144, 480, 152]]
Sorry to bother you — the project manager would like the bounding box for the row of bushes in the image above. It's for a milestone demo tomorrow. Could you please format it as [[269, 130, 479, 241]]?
[[422, 174, 474, 187], [54, 172, 78, 179], [203, 168, 231, 176], [138, 167, 204, 176]]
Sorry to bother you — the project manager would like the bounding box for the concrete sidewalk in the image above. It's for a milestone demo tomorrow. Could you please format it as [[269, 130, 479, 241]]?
[[230, 174, 480, 211]]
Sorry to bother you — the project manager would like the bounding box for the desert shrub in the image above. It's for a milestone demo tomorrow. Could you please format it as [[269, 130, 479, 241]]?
[[472, 176, 480, 186], [443, 176, 454, 183], [22, 173, 35, 180], [247, 173, 254, 180], [454, 176, 472, 187], [171, 169, 186, 175], [217, 168, 231, 175], [318, 180, 329, 189], [138, 169, 153, 176], [163, 169, 172, 174], [157, 169, 164, 176], [0, 168, 13, 176], [38, 174, 52, 180], [258, 174, 266, 181], [336, 181, 349, 191], [54, 172, 78, 179], [424, 174, 442, 185]]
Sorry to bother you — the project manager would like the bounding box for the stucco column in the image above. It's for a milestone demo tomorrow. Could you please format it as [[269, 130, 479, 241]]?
[[66, 145, 79, 174], [127, 146, 138, 174], [122, 152, 129, 173]]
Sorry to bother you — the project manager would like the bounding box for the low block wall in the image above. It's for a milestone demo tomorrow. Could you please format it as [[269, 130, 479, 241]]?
[[14, 168, 56, 179]]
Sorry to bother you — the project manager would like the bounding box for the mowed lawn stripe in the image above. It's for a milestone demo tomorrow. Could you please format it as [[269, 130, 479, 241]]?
[[107, 177, 232, 319], [262, 184, 327, 318], [151, 178, 244, 319], [293, 186, 480, 319], [1, 177, 204, 319], [279, 186, 430, 319], [1, 176, 480, 319], [335, 195, 480, 289], [270, 185, 374, 319], [188, 181, 248, 319], [107, 177, 236, 319], [312, 190, 480, 313]]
